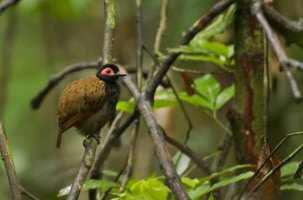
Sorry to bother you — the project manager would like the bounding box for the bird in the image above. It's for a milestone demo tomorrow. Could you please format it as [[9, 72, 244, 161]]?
[[56, 63, 126, 148]]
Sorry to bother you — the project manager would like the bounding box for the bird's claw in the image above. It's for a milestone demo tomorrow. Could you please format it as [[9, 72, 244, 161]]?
[[86, 134, 101, 145]]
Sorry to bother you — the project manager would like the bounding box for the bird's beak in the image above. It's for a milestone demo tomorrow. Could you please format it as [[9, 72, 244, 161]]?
[[116, 72, 127, 77]]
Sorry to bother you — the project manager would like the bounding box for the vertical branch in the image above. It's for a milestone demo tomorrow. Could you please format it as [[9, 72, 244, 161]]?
[[0, 10, 17, 113], [102, 0, 116, 64], [0, 120, 22, 200], [154, 0, 169, 56], [69, 0, 116, 199], [135, 0, 143, 89], [119, 119, 139, 192], [233, 0, 266, 164], [67, 140, 98, 200]]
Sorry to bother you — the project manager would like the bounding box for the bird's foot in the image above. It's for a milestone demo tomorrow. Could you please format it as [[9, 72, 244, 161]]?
[[86, 134, 101, 145]]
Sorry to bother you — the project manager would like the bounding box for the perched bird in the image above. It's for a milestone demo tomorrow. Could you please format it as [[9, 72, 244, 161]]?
[[56, 63, 126, 148]]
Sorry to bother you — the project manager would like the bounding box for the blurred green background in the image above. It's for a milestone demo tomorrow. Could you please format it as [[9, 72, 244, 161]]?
[[1, 0, 303, 199]]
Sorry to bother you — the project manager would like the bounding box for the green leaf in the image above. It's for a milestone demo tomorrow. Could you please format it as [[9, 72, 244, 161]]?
[[173, 152, 191, 176], [179, 54, 226, 66], [280, 183, 303, 191], [215, 84, 235, 110], [153, 99, 178, 110], [194, 75, 220, 110], [199, 164, 253, 183], [178, 92, 213, 110], [196, 4, 236, 40], [57, 185, 71, 197], [189, 171, 253, 199], [129, 178, 170, 200], [116, 101, 135, 113], [182, 177, 200, 189], [281, 161, 301, 177], [82, 179, 119, 191]]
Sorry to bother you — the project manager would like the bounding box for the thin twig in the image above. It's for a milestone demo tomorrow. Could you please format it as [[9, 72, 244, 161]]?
[[263, 4, 303, 32], [0, 0, 20, 13], [163, 131, 211, 175], [135, 0, 143, 89], [211, 132, 232, 172], [88, 111, 124, 199], [247, 143, 303, 196], [19, 186, 40, 200], [251, 1, 302, 99], [154, 0, 169, 55], [123, 75, 190, 200], [31, 62, 99, 109], [0, 120, 22, 200], [166, 77, 192, 144], [119, 119, 139, 192], [145, 0, 233, 99], [67, 139, 98, 200], [239, 131, 303, 198]]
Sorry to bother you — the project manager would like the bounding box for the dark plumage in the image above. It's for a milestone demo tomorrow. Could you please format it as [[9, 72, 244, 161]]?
[[56, 64, 126, 148]]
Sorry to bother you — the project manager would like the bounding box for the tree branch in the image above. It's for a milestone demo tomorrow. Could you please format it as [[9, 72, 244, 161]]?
[[154, 0, 169, 55], [67, 139, 98, 200], [118, 119, 139, 192], [135, 0, 143, 89], [31, 62, 99, 109], [123, 75, 190, 200], [0, 0, 20, 14], [251, 1, 302, 99], [0, 120, 22, 200], [145, 0, 233, 99]]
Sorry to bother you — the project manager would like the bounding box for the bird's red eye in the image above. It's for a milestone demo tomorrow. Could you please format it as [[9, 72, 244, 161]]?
[[101, 67, 114, 76]]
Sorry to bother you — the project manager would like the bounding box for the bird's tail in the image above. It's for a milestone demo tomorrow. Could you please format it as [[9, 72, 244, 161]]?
[[56, 129, 63, 148]]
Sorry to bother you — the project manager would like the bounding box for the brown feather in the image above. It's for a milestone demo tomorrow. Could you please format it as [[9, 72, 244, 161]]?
[[56, 76, 106, 148]]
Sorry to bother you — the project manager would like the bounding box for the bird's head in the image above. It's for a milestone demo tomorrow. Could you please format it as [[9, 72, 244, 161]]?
[[96, 63, 126, 83]]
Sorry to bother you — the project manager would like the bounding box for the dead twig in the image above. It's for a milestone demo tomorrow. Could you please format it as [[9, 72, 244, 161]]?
[[0, 0, 20, 13], [0, 120, 22, 200], [239, 131, 303, 198], [123, 75, 190, 200], [31, 62, 99, 109], [67, 139, 98, 200], [135, 0, 143, 89], [251, 1, 302, 99], [119, 119, 139, 192], [154, 0, 169, 55]]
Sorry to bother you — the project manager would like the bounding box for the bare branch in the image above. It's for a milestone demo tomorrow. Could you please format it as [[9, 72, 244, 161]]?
[[211, 132, 232, 172], [119, 119, 139, 192], [263, 4, 303, 32], [31, 62, 98, 109], [247, 143, 303, 196], [0, 0, 20, 14], [0, 120, 22, 200], [135, 0, 143, 89], [163, 131, 211, 175], [251, 1, 302, 99], [239, 131, 303, 198], [19, 186, 39, 200], [67, 139, 98, 200], [145, 0, 233, 99], [154, 0, 169, 55], [123, 75, 190, 200]]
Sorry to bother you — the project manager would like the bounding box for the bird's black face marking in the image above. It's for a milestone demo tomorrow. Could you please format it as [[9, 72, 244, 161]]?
[[96, 63, 126, 83]]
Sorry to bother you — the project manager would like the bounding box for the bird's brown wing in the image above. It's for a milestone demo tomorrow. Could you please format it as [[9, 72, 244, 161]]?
[[56, 76, 106, 148]]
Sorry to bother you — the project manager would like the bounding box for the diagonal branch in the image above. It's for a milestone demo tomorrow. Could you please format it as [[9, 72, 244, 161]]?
[[0, 0, 20, 14], [31, 62, 99, 109], [0, 120, 22, 200], [0, 120, 39, 200], [145, 0, 233, 99], [123, 75, 190, 200], [251, 1, 302, 99], [67, 139, 98, 200]]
